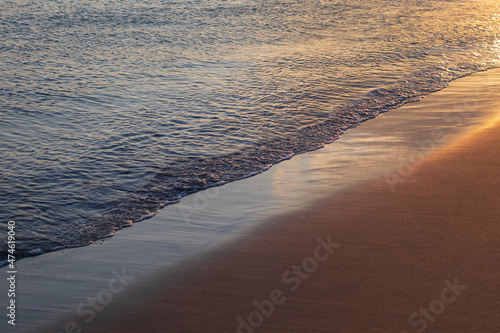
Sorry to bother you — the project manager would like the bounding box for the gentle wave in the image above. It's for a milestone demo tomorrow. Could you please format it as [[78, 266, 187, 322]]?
[[1, 0, 500, 263]]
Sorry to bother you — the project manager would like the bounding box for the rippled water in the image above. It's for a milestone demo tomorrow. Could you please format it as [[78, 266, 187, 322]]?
[[1, 0, 499, 262]]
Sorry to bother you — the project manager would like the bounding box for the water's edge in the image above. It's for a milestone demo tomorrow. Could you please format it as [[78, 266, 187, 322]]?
[[3, 67, 500, 332]]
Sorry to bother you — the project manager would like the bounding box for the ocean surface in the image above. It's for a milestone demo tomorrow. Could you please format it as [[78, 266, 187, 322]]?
[[1, 0, 499, 263]]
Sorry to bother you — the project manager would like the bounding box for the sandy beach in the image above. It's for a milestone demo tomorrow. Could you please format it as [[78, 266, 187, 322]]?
[[36, 99, 500, 332], [4, 1, 500, 332]]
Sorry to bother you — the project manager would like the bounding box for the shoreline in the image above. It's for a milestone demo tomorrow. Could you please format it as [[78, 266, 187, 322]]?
[[71, 114, 500, 333], [25, 71, 500, 333], [5, 68, 500, 332]]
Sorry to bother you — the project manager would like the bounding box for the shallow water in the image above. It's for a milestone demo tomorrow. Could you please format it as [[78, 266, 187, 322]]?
[[1, 0, 500, 261]]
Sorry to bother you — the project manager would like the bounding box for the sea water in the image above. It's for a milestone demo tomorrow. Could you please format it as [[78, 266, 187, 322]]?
[[1, 0, 500, 262]]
